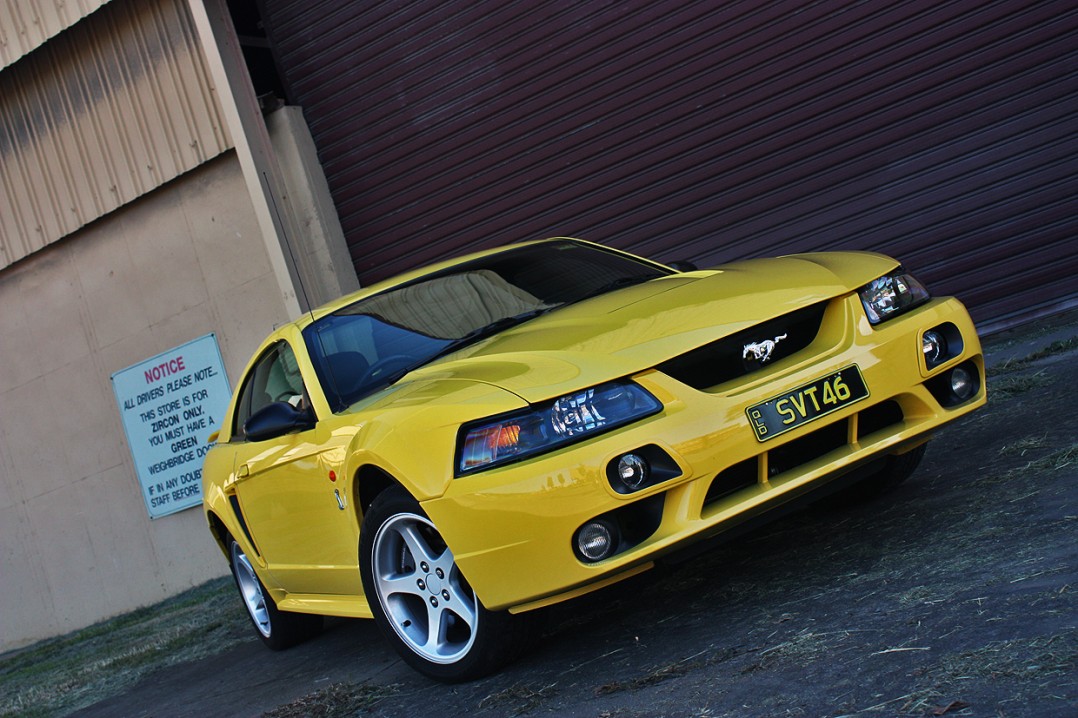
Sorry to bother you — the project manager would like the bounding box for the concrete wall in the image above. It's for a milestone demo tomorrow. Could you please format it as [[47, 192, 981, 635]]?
[[0, 151, 293, 650]]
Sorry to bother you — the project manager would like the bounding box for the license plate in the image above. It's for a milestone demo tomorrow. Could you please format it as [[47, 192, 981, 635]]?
[[746, 365, 869, 441]]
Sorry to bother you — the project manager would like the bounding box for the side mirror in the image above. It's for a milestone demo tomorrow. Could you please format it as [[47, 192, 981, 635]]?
[[244, 402, 314, 442], [667, 260, 698, 272]]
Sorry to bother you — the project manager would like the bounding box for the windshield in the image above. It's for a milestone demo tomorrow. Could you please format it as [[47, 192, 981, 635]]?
[[304, 240, 670, 411]]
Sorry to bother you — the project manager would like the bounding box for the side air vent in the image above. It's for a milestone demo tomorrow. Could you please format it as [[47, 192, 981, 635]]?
[[228, 495, 261, 557]]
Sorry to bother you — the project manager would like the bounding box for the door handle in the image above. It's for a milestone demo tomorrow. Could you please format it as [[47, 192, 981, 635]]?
[[236, 463, 250, 481]]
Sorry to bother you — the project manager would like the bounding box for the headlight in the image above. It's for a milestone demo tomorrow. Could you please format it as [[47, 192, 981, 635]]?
[[858, 269, 930, 324], [456, 381, 662, 474]]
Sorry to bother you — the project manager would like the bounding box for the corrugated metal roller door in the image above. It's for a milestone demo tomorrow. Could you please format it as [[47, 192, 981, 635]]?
[[262, 0, 1077, 330]]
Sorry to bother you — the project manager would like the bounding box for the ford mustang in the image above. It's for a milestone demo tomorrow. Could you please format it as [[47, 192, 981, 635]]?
[[201, 238, 985, 681]]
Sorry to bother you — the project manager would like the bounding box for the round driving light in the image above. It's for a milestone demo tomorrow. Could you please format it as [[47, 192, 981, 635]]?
[[575, 520, 617, 562], [922, 330, 947, 366], [616, 453, 649, 491], [950, 365, 975, 400]]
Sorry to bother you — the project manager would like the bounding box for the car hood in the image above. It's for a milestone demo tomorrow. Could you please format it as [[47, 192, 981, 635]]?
[[404, 252, 898, 403]]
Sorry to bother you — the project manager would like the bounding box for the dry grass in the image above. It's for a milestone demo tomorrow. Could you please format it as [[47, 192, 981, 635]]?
[[990, 336, 1078, 375], [1025, 445, 1078, 473], [814, 630, 1077, 717], [989, 370, 1051, 398], [0, 578, 249, 718], [595, 659, 702, 695], [995, 445, 1078, 483], [936, 635, 1076, 681], [478, 681, 558, 714], [261, 681, 396, 718], [974, 443, 1078, 490], [998, 434, 1050, 457]]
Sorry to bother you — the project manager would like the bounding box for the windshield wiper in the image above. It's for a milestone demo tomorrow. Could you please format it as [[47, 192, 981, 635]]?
[[370, 308, 556, 391], [430, 307, 554, 361]]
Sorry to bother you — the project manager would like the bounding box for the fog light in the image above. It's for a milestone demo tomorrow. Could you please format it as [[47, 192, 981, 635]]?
[[575, 519, 618, 562], [922, 330, 947, 367], [616, 453, 649, 491], [950, 365, 975, 400]]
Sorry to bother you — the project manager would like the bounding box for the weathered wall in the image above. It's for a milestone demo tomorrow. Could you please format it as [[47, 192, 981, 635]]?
[[0, 0, 230, 269], [0, 152, 294, 650], [0, 0, 111, 70]]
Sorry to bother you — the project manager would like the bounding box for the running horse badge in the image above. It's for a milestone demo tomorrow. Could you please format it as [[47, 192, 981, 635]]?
[[743, 333, 788, 363]]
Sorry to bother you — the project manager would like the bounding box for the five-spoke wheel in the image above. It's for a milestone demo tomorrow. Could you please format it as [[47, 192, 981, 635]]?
[[231, 540, 272, 638], [228, 536, 322, 650], [360, 486, 534, 681], [371, 513, 479, 664]]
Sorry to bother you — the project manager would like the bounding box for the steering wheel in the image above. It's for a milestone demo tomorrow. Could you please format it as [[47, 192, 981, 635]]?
[[361, 355, 415, 385]]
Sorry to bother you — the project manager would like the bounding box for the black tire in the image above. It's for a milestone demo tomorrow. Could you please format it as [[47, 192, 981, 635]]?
[[228, 536, 323, 650], [359, 485, 535, 682], [833, 443, 928, 504]]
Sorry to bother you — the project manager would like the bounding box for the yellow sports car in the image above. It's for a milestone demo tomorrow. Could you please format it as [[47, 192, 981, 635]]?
[[202, 238, 985, 681]]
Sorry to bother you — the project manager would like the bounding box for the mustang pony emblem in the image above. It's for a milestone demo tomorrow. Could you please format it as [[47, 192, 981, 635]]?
[[743, 333, 788, 363]]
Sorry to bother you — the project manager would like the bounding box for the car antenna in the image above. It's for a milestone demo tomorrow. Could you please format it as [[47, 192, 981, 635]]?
[[264, 172, 342, 404], [264, 171, 316, 323]]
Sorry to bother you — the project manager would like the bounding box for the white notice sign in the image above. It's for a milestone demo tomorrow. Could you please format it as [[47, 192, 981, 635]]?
[[111, 333, 232, 519]]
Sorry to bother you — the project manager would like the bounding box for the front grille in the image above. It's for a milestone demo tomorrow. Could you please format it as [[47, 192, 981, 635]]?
[[658, 301, 828, 390], [703, 399, 906, 508]]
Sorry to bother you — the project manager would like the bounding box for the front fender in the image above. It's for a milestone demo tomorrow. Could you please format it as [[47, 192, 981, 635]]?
[[339, 378, 528, 501]]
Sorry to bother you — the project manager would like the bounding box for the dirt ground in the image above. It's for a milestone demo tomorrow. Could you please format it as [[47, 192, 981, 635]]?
[[57, 313, 1078, 717]]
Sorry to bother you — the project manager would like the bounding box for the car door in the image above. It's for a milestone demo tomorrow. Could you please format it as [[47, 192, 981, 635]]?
[[228, 340, 360, 596]]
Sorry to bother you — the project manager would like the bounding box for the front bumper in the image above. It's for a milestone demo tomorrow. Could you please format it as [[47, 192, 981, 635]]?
[[422, 295, 985, 612]]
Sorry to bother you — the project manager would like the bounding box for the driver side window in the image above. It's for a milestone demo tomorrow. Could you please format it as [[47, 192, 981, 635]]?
[[232, 342, 307, 441]]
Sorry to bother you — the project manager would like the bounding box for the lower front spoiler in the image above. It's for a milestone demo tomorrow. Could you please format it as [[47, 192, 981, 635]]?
[[659, 444, 903, 566], [504, 435, 919, 615]]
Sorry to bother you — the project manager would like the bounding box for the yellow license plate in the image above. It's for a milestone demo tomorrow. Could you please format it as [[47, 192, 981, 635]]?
[[746, 365, 869, 441]]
